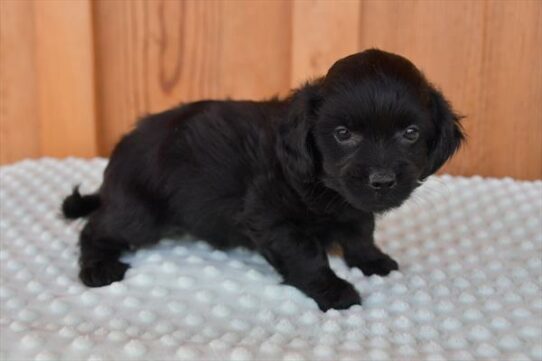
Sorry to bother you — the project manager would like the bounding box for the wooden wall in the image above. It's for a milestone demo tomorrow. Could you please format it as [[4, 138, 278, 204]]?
[[1, 0, 541, 180]]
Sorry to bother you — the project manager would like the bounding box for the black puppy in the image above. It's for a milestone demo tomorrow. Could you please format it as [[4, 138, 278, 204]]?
[[63, 49, 463, 311]]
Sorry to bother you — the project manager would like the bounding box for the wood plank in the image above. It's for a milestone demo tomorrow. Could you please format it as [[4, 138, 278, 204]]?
[[93, 0, 152, 154], [291, 0, 360, 87], [33, 0, 98, 158], [1, 0, 538, 179], [94, 0, 292, 155], [478, 0, 542, 179], [94, 0, 225, 155], [219, 0, 292, 99], [0, 0, 40, 164]]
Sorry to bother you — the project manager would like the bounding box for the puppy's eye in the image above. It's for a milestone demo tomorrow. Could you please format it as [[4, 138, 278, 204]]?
[[334, 126, 352, 142], [403, 126, 419, 143]]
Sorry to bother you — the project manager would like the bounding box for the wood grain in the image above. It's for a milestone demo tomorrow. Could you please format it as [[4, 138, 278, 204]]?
[[291, 0, 360, 87], [94, 0, 292, 155], [219, 0, 292, 99], [478, 0, 542, 179], [34, 0, 97, 158], [0, 0, 40, 163], [1, 0, 541, 179]]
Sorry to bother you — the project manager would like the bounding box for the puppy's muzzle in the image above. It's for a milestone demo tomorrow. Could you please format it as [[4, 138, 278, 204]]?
[[368, 170, 396, 190]]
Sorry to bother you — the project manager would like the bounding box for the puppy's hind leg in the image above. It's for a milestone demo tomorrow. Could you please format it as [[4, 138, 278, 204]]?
[[78, 220, 131, 287], [78, 205, 161, 287]]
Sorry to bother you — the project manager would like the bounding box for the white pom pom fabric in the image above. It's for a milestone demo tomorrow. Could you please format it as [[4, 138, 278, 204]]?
[[1, 158, 541, 360]]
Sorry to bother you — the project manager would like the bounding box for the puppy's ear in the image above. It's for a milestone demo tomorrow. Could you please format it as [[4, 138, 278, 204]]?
[[276, 81, 323, 187], [422, 87, 465, 179]]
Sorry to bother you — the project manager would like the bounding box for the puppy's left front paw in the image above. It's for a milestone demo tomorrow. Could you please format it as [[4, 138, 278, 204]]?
[[355, 255, 399, 276]]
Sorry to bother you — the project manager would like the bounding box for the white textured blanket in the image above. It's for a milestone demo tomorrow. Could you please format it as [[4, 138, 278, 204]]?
[[0, 158, 541, 361]]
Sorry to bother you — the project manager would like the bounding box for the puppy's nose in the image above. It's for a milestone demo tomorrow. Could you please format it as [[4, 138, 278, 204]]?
[[369, 171, 396, 190]]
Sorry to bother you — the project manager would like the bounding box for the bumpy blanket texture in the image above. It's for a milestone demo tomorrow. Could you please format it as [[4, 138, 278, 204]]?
[[0, 158, 541, 360]]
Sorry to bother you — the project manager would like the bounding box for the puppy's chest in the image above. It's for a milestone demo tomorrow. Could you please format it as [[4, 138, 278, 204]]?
[[301, 213, 355, 238]]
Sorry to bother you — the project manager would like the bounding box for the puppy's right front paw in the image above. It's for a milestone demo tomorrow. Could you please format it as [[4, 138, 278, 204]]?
[[356, 255, 399, 276], [79, 260, 129, 287], [312, 277, 361, 311]]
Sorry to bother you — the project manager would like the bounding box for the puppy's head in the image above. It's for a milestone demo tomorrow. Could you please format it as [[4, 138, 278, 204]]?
[[278, 49, 464, 213]]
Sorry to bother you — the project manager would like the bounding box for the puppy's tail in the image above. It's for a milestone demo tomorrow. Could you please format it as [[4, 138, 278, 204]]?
[[62, 186, 101, 219]]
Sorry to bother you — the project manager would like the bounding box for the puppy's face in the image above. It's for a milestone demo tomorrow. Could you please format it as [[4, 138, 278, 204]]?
[[308, 50, 464, 213], [314, 91, 430, 212]]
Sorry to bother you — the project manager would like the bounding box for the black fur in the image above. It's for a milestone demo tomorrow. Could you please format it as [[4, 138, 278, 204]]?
[[62, 186, 101, 219], [63, 49, 464, 311]]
